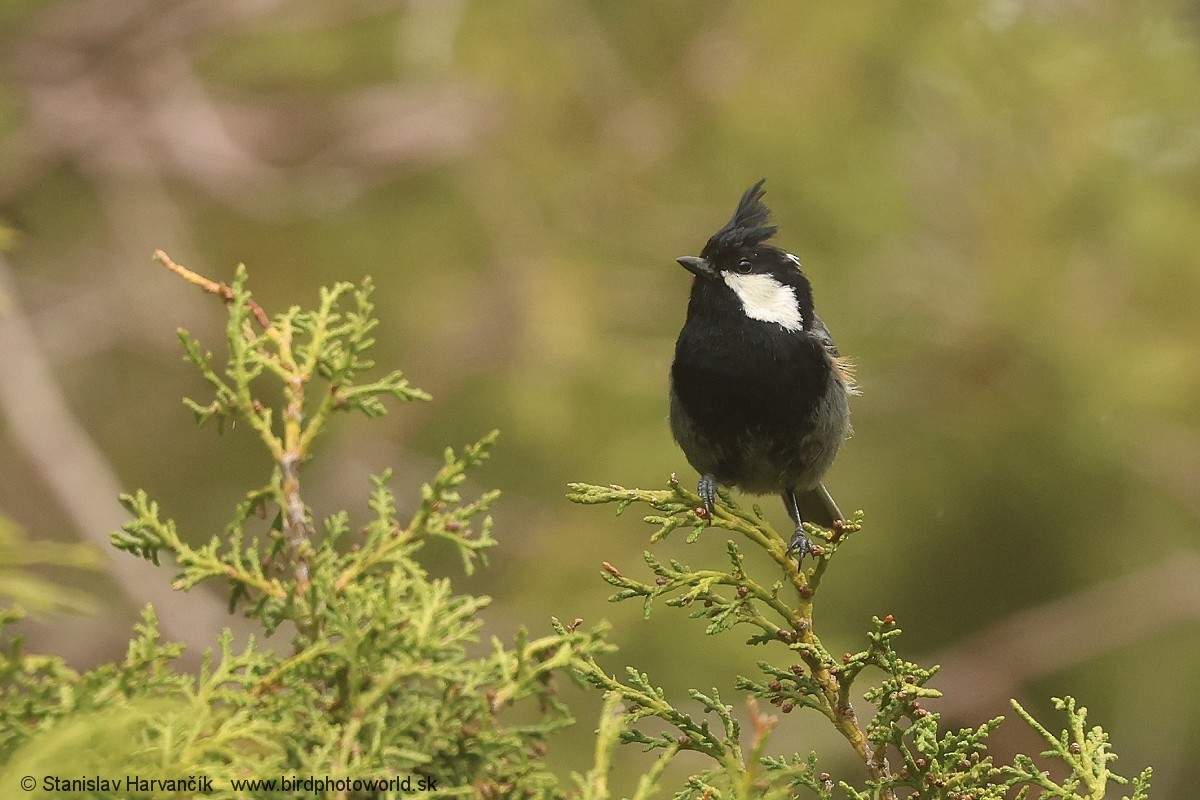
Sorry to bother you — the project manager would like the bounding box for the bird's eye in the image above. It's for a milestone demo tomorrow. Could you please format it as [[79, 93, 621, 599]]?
[[736, 258, 753, 274]]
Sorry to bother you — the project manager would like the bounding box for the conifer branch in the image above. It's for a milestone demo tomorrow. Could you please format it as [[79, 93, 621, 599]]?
[[119, 254, 432, 613], [568, 476, 1151, 799]]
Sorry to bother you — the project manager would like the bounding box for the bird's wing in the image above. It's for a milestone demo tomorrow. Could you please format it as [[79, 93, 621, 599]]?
[[810, 313, 860, 395], [808, 313, 839, 355]]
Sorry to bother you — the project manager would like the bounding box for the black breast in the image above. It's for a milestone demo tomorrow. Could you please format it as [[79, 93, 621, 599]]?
[[669, 298, 834, 490]]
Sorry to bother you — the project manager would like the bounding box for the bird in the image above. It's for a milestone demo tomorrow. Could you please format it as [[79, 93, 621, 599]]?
[[668, 179, 857, 559]]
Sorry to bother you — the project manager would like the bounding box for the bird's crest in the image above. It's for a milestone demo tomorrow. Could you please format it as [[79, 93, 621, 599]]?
[[703, 179, 778, 256]]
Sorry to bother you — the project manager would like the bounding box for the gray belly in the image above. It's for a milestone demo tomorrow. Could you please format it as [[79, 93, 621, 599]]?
[[669, 367, 851, 495]]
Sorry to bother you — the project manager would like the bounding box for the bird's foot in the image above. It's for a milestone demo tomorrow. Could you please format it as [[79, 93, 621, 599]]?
[[697, 474, 717, 518], [786, 525, 814, 561]]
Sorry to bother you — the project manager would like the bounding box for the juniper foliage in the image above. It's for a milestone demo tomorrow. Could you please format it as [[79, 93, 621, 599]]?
[[0, 263, 612, 799], [564, 480, 1153, 800]]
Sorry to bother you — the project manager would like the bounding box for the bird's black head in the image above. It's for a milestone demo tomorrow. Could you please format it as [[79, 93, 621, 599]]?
[[676, 179, 814, 333]]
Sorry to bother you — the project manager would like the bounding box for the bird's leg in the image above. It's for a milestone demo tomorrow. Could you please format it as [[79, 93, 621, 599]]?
[[782, 488, 813, 560], [697, 473, 718, 518]]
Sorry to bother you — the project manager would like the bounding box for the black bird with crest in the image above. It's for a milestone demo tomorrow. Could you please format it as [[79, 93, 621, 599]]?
[[669, 179, 857, 558]]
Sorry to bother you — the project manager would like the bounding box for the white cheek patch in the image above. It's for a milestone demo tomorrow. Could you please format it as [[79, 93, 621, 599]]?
[[722, 272, 803, 332]]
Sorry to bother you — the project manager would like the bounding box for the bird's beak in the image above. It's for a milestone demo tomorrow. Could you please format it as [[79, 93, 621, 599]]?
[[676, 256, 714, 278]]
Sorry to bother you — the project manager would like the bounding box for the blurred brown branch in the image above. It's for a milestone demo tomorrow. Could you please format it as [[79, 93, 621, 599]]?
[[1, 0, 496, 215], [0, 252, 257, 656], [931, 552, 1200, 719]]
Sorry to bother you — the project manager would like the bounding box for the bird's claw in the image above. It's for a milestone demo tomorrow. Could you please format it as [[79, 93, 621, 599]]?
[[786, 526, 813, 561], [697, 474, 717, 518]]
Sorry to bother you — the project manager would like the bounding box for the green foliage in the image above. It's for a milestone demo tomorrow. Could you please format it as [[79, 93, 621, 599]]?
[[1005, 698, 1153, 800], [0, 264, 614, 798], [566, 480, 1152, 799]]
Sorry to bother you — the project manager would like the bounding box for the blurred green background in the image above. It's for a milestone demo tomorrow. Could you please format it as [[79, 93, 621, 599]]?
[[1, 0, 1198, 794]]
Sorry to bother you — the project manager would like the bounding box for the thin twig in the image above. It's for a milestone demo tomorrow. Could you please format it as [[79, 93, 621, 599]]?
[[153, 249, 271, 328]]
